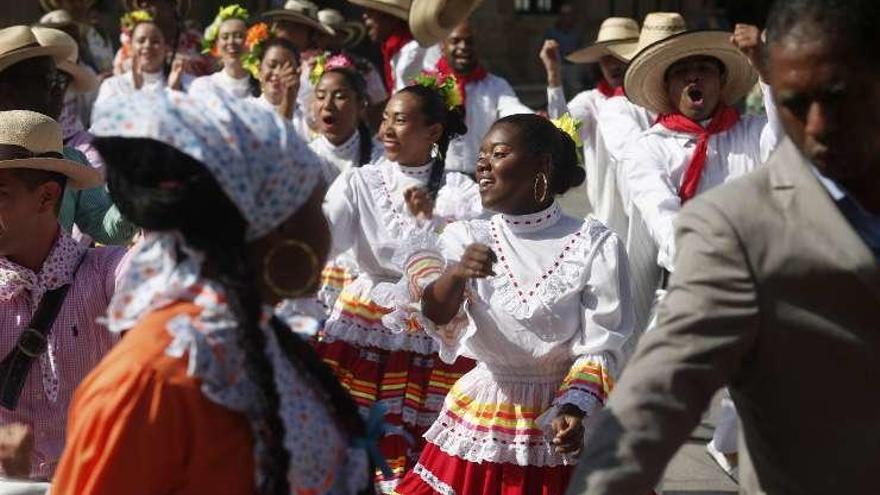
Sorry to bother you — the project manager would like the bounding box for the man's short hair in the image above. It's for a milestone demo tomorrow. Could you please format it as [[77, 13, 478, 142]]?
[[12, 168, 67, 214]]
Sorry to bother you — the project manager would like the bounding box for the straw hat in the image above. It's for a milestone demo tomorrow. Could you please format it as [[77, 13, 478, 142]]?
[[567, 17, 639, 64], [624, 30, 758, 115], [607, 12, 686, 61], [318, 9, 367, 47], [0, 111, 102, 190], [40, 0, 96, 13], [347, 0, 410, 22], [409, 0, 485, 47], [122, 0, 191, 16], [0, 26, 73, 75], [263, 0, 333, 35], [31, 27, 99, 94], [38, 9, 77, 29]]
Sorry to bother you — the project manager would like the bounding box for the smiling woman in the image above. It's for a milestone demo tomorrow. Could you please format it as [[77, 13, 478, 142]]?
[[188, 4, 253, 99]]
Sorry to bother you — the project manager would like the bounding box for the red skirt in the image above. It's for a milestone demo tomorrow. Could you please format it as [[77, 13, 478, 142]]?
[[393, 443, 574, 495], [314, 339, 474, 491]]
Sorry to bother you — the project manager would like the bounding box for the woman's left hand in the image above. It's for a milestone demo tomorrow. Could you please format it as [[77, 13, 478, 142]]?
[[551, 403, 586, 454], [404, 186, 434, 221]]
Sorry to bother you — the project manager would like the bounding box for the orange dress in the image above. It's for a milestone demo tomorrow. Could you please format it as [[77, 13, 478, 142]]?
[[51, 302, 256, 495]]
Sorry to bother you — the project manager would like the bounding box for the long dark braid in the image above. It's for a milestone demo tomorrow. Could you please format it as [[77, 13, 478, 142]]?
[[397, 84, 467, 198], [95, 136, 367, 494]]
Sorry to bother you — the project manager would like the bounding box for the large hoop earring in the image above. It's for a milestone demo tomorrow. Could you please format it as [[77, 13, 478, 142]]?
[[262, 239, 320, 298], [534, 172, 549, 204]]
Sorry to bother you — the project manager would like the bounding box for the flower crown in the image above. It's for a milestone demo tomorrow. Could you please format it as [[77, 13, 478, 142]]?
[[309, 52, 356, 86], [551, 113, 584, 164], [411, 71, 463, 110], [120, 10, 155, 35], [240, 22, 271, 78], [202, 4, 250, 56]]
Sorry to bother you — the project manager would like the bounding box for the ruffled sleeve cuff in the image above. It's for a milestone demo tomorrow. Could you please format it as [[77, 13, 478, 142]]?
[[421, 303, 476, 364], [553, 353, 616, 416]]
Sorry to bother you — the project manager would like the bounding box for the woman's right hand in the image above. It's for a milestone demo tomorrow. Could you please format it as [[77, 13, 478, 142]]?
[[539, 39, 562, 88], [452, 243, 496, 280]]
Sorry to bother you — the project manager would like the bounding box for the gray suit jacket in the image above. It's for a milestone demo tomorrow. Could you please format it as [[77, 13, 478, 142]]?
[[568, 138, 880, 495]]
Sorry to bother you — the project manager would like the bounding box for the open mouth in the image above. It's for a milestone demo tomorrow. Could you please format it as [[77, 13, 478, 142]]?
[[321, 114, 337, 126], [687, 86, 705, 106], [478, 176, 495, 192]]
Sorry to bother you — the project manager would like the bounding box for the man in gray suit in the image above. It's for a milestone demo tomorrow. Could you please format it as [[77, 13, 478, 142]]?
[[568, 1, 880, 494]]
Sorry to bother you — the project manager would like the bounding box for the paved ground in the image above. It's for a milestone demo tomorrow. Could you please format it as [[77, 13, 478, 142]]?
[[559, 191, 737, 494]]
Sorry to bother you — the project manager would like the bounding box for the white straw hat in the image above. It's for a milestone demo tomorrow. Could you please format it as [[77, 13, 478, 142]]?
[[567, 17, 639, 64], [409, 0, 485, 47], [607, 12, 686, 61], [0, 25, 73, 75], [346, 0, 410, 21], [31, 27, 99, 94], [623, 29, 758, 115], [264, 0, 334, 35], [0, 111, 102, 190]]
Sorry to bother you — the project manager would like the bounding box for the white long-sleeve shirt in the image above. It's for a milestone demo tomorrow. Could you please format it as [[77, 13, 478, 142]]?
[[446, 74, 532, 174], [392, 40, 441, 92], [188, 70, 251, 99], [626, 82, 782, 271]]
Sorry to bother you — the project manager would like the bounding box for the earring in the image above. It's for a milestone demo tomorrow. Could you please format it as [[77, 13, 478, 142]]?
[[534, 172, 549, 204], [262, 239, 320, 298]]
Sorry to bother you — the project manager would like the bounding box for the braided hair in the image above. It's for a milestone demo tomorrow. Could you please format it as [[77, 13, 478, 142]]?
[[93, 136, 367, 495], [494, 114, 585, 196], [397, 84, 467, 198], [321, 62, 373, 166]]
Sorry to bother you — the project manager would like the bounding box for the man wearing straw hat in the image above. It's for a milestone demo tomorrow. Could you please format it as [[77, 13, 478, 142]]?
[[348, 0, 482, 93], [0, 26, 135, 246], [0, 110, 123, 480], [436, 20, 531, 183], [566, 0, 880, 493]]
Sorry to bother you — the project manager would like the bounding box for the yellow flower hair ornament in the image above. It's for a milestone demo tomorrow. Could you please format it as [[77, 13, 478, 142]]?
[[202, 4, 250, 56], [241, 22, 270, 79], [411, 71, 463, 110], [551, 113, 584, 165], [120, 10, 155, 36]]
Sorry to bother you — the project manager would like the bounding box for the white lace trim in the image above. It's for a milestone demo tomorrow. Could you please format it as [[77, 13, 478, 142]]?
[[413, 463, 456, 495], [362, 164, 422, 243], [500, 201, 562, 233], [469, 216, 612, 320], [323, 310, 439, 355], [434, 171, 484, 221]]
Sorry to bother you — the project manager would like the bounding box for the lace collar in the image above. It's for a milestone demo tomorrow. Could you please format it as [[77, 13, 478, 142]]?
[[499, 201, 562, 234], [316, 131, 360, 160], [396, 159, 433, 182]]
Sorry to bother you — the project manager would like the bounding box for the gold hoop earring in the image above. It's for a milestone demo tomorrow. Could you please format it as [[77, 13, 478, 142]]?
[[534, 172, 549, 204], [262, 239, 320, 298]]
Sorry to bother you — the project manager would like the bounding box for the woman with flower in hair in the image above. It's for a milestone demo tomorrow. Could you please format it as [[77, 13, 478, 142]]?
[[243, 24, 310, 142], [188, 4, 253, 99], [94, 10, 191, 110], [316, 76, 477, 493], [392, 113, 634, 495]]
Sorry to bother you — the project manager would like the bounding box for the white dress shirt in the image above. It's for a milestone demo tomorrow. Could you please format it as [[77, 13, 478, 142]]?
[[391, 41, 441, 92], [446, 74, 532, 174], [625, 82, 782, 271]]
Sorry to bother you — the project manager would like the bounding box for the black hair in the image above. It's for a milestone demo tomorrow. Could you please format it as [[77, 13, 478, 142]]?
[[765, 0, 880, 68], [663, 54, 727, 84], [397, 84, 467, 197], [93, 136, 367, 495], [494, 114, 585, 196], [251, 36, 302, 98], [322, 62, 373, 166], [12, 169, 67, 215]]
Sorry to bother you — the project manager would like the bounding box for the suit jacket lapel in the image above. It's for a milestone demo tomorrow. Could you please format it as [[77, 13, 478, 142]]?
[[769, 138, 880, 301]]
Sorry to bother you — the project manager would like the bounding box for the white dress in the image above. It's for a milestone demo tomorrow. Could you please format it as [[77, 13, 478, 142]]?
[[309, 132, 382, 184], [414, 201, 634, 470], [188, 69, 252, 99], [247, 94, 312, 143], [94, 70, 193, 112]]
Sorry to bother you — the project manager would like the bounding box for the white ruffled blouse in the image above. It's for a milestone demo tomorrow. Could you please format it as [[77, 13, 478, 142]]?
[[248, 94, 312, 143], [308, 132, 383, 184], [188, 69, 252, 99]]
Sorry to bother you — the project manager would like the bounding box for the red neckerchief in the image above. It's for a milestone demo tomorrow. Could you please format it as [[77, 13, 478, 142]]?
[[656, 104, 740, 203], [380, 27, 414, 93], [436, 56, 488, 106], [596, 78, 625, 98]]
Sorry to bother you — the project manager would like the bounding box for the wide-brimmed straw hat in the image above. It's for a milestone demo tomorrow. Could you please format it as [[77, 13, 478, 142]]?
[[263, 0, 333, 35], [409, 0, 485, 47], [38, 9, 77, 29], [318, 9, 367, 47], [567, 17, 639, 64], [607, 12, 686, 61], [347, 0, 410, 21], [0, 25, 73, 74], [40, 0, 96, 12], [0, 111, 102, 190], [32, 27, 99, 94], [624, 29, 758, 115]]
